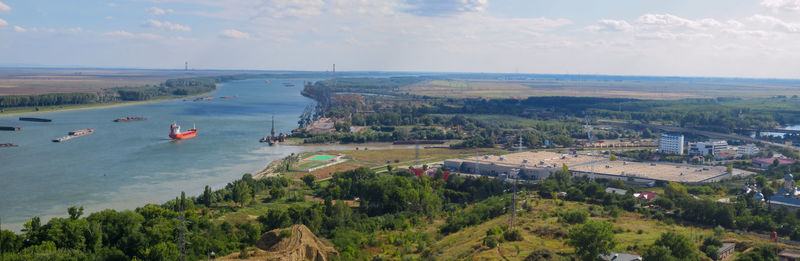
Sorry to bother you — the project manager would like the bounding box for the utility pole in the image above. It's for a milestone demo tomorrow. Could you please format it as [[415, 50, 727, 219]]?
[[1, 216, 3, 261], [509, 135, 524, 230], [177, 193, 187, 261]]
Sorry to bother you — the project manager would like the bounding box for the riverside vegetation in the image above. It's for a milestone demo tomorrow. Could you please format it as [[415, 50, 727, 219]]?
[[3, 161, 800, 260]]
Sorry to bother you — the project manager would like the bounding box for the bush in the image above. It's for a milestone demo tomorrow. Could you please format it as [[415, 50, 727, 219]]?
[[503, 229, 524, 241], [280, 229, 293, 239], [560, 210, 589, 224], [484, 237, 498, 248]]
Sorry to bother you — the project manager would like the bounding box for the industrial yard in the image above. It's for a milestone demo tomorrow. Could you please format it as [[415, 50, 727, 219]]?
[[445, 150, 755, 184]]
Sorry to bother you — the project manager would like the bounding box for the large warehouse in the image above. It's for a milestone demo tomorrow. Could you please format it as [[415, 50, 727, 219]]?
[[570, 160, 754, 184], [444, 151, 754, 183], [443, 151, 604, 181]]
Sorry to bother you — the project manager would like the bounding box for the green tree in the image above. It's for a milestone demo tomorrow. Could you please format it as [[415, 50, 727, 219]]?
[[202, 185, 213, 207], [642, 245, 677, 261], [68, 206, 84, 220], [233, 181, 252, 207], [301, 174, 316, 188], [566, 220, 617, 261], [644, 232, 699, 261], [610, 154, 618, 161], [269, 186, 285, 201], [664, 182, 687, 198]]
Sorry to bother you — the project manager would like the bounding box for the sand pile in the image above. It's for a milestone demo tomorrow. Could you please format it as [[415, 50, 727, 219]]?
[[254, 224, 339, 261]]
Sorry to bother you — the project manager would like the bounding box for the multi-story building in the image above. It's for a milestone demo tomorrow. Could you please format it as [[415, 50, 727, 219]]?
[[688, 140, 728, 156], [738, 143, 760, 156], [658, 134, 684, 154]]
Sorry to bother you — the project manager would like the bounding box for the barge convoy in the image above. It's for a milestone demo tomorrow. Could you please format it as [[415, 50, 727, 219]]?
[[52, 129, 94, 142], [19, 117, 52, 122], [114, 117, 147, 122]]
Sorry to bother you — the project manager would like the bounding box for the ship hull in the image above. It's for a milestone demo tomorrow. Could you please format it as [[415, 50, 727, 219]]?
[[169, 129, 197, 140]]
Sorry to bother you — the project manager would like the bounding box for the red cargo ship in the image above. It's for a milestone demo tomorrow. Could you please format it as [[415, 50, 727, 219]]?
[[169, 122, 197, 140]]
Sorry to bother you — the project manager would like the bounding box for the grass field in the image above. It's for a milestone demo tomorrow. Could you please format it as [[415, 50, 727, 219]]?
[[404, 78, 800, 100], [369, 196, 793, 260]]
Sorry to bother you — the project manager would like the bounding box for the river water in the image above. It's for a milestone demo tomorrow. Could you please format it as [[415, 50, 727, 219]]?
[[0, 78, 321, 231]]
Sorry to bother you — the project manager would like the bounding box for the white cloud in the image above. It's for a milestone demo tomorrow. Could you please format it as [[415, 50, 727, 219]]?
[[105, 30, 165, 40], [0, 1, 10, 13], [748, 14, 800, 33], [105, 30, 134, 37], [587, 19, 633, 32], [149, 7, 174, 15], [220, 29, 251, 39], [636, 13, 707, 30], [761, 0, 800, 12], [13, 25, 25, 32], [143, 19, 191, 31], [403, 0, 488, 16], [0, 18, 7, 27], [243, 0, 325, 20]]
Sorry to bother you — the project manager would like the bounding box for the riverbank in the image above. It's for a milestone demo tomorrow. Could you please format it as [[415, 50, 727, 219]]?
[[0, 88, 218, 117]]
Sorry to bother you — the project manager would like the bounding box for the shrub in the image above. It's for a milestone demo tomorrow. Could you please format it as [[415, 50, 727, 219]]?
[[279, 229, 293, 239], [560, 210, 589, 224], [503, 229, 524, 241]]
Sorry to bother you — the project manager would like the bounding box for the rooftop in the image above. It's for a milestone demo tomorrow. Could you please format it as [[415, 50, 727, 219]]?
[[571, 160, 754, 183], [446, 151, 604, 169], [779, 248, 800, 258]]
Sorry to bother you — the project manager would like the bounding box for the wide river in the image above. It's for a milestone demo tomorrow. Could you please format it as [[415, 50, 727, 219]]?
[[0, 78, 326, 231]]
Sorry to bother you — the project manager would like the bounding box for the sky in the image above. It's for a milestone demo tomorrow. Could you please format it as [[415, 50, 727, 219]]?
[[1, 0, 800, 78]]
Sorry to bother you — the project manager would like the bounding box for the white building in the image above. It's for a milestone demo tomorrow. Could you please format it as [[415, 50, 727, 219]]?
[[738, 143, 760, 156], [658, 134, 684, 154], [688, 140, 728, 156]]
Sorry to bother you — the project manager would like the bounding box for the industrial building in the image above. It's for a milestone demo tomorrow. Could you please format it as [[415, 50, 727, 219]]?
[[445, 151, 753, 184], [688, 140, 728, 156], [571, 160, 752, 184], [658, 134, 684, 154], [443, 151, 604, 181]]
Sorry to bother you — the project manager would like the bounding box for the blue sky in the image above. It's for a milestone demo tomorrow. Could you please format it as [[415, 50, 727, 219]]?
[[1, 0, 800, 78]]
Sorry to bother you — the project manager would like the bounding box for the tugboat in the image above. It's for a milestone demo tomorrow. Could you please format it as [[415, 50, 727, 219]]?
[[169, 122, 197, 140]]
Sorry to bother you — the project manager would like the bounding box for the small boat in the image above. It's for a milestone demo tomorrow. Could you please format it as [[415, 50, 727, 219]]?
[[0, 126, 21, 131], [0, 143, 18, 147], [169, 122, 197, 140], [265, 80, 270, 83], [19, 117, 52, 122]]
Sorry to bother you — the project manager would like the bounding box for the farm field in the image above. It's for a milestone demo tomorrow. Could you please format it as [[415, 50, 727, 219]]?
[[403, 77, 800, 99]]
